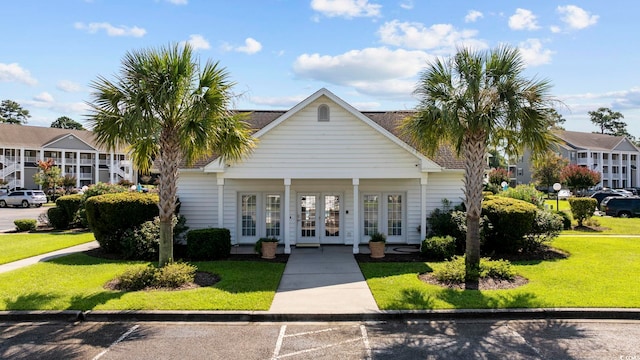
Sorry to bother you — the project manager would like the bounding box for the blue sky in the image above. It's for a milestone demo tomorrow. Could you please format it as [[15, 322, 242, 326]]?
[[1, 1, 639, 136]]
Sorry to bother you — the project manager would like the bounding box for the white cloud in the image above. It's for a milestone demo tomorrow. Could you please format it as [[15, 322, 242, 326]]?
[[399, 0, 413, 10], [185, 34, 210, 50], [293, 47, 432, 97], [223, 38, 262, 55], [465, 10, 483, 23], [56, 80, 82, 93], [518, 39, 554, 67], [74, 22, 146, 37], [378, 20, 488, 53], [557, 5, 598, 30], [550, 25, 562, 33], [251, 95, 307, 108], [508, 8, 539, 31], [0, 62, 37, 85], [33, 92, 54, 103], [166, 0, 187, 4], [311, 0, 382, 18]]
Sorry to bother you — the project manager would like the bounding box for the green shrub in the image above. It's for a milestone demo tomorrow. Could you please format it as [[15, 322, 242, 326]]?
[[120, 216, 183, 260], [254, 237, 279, 255], [568, 197, 597, 226], [47, 207, 69, 230], [155, 262, 196, 288], [186, 228, 231, 260], [498, 184, 545, 208], [116, 262, 197, 291], [482, 197, 537, 254], [14, 219, 37, 232], [555, 210, 572, 230], [56, 194, 83, 228], [420, 235, 456, 260], [117, 265, 157, 291], [433, 255, 516, 283], [523, 210, 564, 252], [85, 192, 159, 253], [82, 182, 128, 200]]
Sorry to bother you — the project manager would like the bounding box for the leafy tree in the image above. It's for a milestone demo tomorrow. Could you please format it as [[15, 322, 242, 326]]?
[[0, 100, 30, 124], [545, 108, 566, 130], [488, 148, 507, 169], [401, 45, 556, 282], [488, 168, 510, 186], [51, 116, 85, 130], [531, 150, 568, 196], [560, 164, 601, 194], [589, 107, 631, 138], [33, 158, 63, 194], [62, 175, 77, 193], [87, 43, 255, 267]]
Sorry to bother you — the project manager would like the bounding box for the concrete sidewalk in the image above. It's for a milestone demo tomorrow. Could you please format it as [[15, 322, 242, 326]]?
[[269, 246, 378, 313], [0, 241, 100, 274]]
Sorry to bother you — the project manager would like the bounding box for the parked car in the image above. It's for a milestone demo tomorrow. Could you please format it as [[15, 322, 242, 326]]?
[[612, 188, 634, 196], [0, 190, 47, 208], [590, 191, 628, 207], [557, 189, 572, 200], [600, 196, 640, 218]]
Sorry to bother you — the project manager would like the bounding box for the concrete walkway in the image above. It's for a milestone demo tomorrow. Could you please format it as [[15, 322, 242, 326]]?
[[269, 246, 379, 314], [0, 241, 100, 274]]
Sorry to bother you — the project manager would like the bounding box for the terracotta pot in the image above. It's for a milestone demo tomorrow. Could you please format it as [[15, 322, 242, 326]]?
[[369, 241, 385, 258], [261, 242, 278, 259]]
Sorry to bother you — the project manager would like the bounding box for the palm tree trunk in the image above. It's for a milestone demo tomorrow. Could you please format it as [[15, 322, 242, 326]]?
[[157, 127, 180, 267], [463, 131, 487, 285]]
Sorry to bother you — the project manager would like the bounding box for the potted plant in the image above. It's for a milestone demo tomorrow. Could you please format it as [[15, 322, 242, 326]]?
[[255, 237, 279, 259], [368, 231, 386, 258]]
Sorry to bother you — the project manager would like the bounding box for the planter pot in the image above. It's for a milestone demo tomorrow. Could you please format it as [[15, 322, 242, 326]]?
[[261, 242, 278, 259], [369, 241, 385, 259]]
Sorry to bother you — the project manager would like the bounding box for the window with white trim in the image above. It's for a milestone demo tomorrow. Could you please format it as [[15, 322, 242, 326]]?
[[265, 194, 281, 237], [363, 194, 379, 236], [318, 104, 330, 122], [241, 194, 257, 237], [362, 192, 405, 241], [240, 193, 283, 240]]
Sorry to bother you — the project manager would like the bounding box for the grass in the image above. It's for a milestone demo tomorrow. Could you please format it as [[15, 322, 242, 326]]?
[[360, 236, 640, 310], [544, 198, 571, 212], [0, 254, 286, 310], [0, 232, 95, 265]]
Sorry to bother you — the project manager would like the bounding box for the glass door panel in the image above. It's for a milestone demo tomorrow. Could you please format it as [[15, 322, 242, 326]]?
[[299, 195, 317, 240], [324, 195, 340, 237]]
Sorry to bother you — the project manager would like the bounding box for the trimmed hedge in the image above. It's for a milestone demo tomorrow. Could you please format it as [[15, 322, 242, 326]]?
[[420, 235, 456, 261], [85, 192, 159, 253], [14, 219, 37, 232], [55, 194, 83, 228], [186, 228, 231, 260], [47, 207, 68, 230], [568, 197, 597, 226], [482, 196, 538, 254]]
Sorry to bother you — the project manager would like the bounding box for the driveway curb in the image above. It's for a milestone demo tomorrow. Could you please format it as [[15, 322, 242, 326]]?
[[2, 308, 639, 323]]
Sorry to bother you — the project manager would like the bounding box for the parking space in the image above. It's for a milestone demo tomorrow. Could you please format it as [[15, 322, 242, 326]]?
[[0, 206, 49, 231], [2, 319, 640, 360]]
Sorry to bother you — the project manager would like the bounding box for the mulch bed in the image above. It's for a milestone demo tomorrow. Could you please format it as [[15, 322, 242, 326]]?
[[104, 271, 220, 291], [83, 247, 289, 263], [418, 273, 529, 290]]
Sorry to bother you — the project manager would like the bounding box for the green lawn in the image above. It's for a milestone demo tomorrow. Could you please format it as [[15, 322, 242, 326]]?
[[360, 236, 640, 309], [0, 232, 95, 265], [0, 254, 285, 311]]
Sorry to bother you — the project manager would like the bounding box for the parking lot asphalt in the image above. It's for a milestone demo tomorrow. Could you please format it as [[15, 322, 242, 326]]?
[[0, 205, 49, 231]]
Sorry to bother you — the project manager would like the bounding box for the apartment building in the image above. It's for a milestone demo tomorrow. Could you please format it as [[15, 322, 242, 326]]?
[[509, 130, 640, 188], [0, 124, 134, 191]]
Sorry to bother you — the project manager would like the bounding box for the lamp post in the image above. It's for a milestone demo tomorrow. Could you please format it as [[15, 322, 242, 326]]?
[[553, 182, 562, 210]]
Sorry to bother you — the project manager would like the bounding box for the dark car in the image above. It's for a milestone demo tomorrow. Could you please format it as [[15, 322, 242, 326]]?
[[590, 191, 627, 207], [600, 196, 640, 218]]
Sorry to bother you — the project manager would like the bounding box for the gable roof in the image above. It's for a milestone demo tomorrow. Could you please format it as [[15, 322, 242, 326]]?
[[0, 123, 118, 152], [189, 88, 465, 170], [556, 130, 638, 152]]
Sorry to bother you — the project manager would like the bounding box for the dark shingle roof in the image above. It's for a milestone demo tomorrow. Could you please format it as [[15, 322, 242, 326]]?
[[0, 123, 110, 150], [556, 130, 628, 151]]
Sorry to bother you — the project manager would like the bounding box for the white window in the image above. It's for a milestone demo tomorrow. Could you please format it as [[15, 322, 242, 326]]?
[[362, 192, 405, 242], [240, 193, 282, 241], [318, 104, 330, 122]]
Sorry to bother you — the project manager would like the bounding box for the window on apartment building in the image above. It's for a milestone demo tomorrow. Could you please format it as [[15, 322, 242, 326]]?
[[603, 154, 609, 160], [632, 155, 637, 161], [603, 166, 609, 174], [612, 154, 619, 161], [517, 168, 523, 176], [623, 154, 628, 161], [578, 153, 587, 159], [622, 167, 627, 174], [613, 166, 619, 174]]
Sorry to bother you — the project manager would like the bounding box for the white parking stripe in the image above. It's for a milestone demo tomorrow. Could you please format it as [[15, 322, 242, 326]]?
[[271, 325, 287, 360], [284, 327, 339, 338], [92, 324, 139, 360], [277, 338, 362, 359], [360, 324, 372, 360]]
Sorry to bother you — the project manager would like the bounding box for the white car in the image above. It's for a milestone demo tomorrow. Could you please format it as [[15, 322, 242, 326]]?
[[0, 190, 47, 208], [557, 189, 572, 200]]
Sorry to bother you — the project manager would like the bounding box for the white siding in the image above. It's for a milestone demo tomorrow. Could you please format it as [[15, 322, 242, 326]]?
[[176, 173, 218, 230], [224, 96, 424, 179]]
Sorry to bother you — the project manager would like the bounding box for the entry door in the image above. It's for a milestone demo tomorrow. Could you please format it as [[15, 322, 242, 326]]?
[[299, 194, 319, 243], [321, 194, 342, 244]]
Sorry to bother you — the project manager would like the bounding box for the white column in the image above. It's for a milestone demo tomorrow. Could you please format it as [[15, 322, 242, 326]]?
[[216, 175, 224, 228], [76, 151, 81, 188], [61, 151, 66, 177], [94, 152, 100, 185], [19, 148, 25, 188], [109, 153, 114, 183], [352, 178, 360, 254], [284, 178, 291, 254], [420, 174, 428, 244]]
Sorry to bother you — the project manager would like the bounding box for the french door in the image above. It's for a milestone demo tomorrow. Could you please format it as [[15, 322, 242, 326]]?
[[298, 193, 342, 244]]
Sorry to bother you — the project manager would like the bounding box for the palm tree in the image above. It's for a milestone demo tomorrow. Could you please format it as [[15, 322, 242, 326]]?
[[402, 45, 556, 282], [87, 43, 255, 266]]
